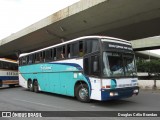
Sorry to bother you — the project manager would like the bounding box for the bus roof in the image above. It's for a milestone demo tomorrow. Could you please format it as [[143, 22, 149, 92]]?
[[0, 58, 17, 64], [19, 36, 131, 57]]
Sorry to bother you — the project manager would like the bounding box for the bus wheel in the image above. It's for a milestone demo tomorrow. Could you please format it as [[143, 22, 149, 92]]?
[[33, 80, 39, 93], [0, 80, 2, 87], [76, 84, 90, 103], [9, 84, 15, 88], [28, 81, 34, 92]]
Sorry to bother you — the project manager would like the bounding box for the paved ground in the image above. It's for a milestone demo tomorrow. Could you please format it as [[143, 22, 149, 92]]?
[[0, 86, 160, 120]]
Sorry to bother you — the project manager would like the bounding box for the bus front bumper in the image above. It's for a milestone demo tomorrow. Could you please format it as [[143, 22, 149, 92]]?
[[101, 86, 139, 101]]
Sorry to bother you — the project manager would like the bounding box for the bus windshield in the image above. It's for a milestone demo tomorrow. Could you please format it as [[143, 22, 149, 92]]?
[[103, 52, 137, 77]]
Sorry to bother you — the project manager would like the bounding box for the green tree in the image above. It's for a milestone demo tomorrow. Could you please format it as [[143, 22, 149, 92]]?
[[136, 60, 160, 74]]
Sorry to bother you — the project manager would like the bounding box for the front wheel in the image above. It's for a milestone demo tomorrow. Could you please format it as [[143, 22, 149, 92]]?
[[75, 84, 90, 103]]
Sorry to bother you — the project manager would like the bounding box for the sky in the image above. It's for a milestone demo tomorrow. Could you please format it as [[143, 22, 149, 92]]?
[[0, 0, 159, 55], [0, 0, 79, 40]]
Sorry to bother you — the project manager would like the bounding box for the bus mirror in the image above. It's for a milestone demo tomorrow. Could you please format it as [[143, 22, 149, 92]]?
[[93, 61, 98, 72]]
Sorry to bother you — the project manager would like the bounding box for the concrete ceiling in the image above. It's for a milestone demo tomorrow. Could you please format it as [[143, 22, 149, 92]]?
[[0, 0, 160, 59]]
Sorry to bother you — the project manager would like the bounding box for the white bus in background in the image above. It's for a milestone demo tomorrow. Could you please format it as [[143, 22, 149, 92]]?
[[0, 58, 19, 87]]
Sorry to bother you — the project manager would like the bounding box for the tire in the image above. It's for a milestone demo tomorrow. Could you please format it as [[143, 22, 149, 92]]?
[[28, 81, 34, 92], [75, 84, 90, 103], [9, 84, 15, 88], [0, 80, 2, 87], [33, 80, 39, 93]]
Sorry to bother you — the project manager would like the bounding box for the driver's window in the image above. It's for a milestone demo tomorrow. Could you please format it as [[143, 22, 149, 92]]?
[[91, 55, 100, 76]]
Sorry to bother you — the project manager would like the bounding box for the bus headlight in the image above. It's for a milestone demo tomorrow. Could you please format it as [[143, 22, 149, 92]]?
[[110, 92, 118, 97], [114, 92, 118, 96], [110, 92, 114, 96], [133, 89, 139, 93]]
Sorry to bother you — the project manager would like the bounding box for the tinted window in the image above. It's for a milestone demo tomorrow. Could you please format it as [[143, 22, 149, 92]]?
[[84, 57, 90, 75], [35, 53, 40, 63], [42, 51, 45, 62], [57, 46, 65, 60], [53, 48, 56, 60], [28, 54, 34, 64], [79, 41, 84, 57], [67, 44, 71, 58], [22, 57, 27, 65], [0, 61, 3, 69], [45, 49, 53, 62], [71, 42, 79, 58], [0, 61, 17, 70], [85, 39, 99, 54], [90, 55, 100, 76]]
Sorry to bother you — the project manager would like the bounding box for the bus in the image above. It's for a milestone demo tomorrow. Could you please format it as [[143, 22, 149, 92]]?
[[0, 58, 19, 87], [19, 36, 139, 102]]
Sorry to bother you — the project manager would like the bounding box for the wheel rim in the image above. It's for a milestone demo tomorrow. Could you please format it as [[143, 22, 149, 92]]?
[[29, 83, 32, 88], [79, 87, 88, 100]]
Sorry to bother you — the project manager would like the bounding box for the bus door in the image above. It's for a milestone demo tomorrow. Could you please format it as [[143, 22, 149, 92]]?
[[83, 52, 101, 98]]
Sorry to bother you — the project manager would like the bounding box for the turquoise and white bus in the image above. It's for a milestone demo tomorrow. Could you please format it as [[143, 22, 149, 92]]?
[[19, 36, 139, 102], [0, 58, 19, 87]]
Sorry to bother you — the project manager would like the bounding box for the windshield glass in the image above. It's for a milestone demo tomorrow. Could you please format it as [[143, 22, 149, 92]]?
[[103, 52, 137, 77], [123, 54, 137, 76]]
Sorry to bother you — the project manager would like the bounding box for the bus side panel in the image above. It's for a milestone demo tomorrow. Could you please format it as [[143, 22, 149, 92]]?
[[19, 73, 27, 88], [19, 60, 90, 97], [59, 72, 75, 96], [37, 72, 75, 96], [38, 72, 48, 92]]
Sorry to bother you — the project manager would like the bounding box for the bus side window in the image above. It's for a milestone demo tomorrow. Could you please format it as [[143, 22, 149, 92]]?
[[79, 41, 84, 57], [38, 51, 45, 63], [85, 40, 91, 54], [57, 46, 65, 60], [28, 55, 33, 64], [57, 47, 60, 59], [53, 48, 56, 60], [22, 57, 27, 65], [84, 57, 90, 75], [32, 54, 35, 63], [45, 49, 52, 62], [50, 49, 53, 60], [0, 61, 2, 69], [42, 51, 45, 62], [85, 39, 99, 54], [35, 53, 40, 63], [67, 44, 71, 58], [10, 63, 14, 70], [26, 56, 29, 64], [71, 42, 79, 58], [62, 46, 66, 59], [92, 40, 99, 52]]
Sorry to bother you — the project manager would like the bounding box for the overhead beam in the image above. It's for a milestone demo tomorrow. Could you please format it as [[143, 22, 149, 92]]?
[[0, 0, 160, 59], [131, 36, 160, 51], [0, 0, 106, 46]]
